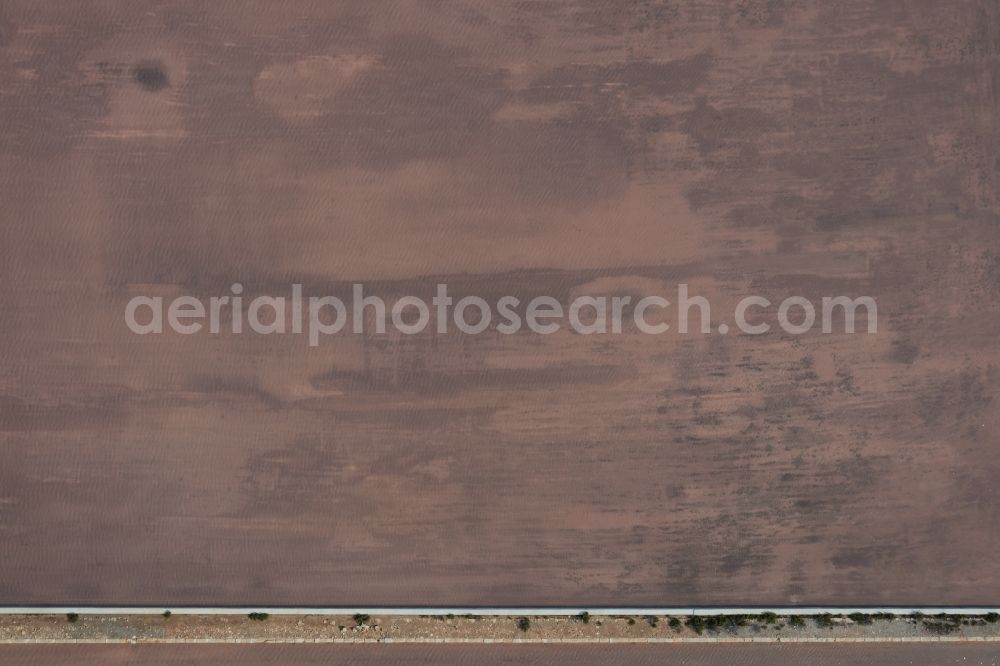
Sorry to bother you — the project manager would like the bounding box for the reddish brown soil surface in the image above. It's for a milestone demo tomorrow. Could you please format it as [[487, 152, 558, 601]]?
[[3, 644, 1000, 666], [1, 1, 999, 606]]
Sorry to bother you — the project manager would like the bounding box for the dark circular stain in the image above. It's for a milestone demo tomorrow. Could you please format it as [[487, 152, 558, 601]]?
[[133, 63, 169, 92]]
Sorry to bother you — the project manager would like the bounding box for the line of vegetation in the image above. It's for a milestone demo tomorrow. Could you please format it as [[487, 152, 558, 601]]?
[[53, 610, 1000, 635], [614, 611, 1000, 635], [363, 611, 1000, 634], [344, 610, 1000, 634]]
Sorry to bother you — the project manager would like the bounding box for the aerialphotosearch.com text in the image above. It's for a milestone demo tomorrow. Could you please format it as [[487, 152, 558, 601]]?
[[125, 283, 878, 346]]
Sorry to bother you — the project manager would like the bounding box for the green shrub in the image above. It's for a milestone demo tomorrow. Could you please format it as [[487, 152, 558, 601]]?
[[848, 613, 872, 625], [517, 617, 530, 632], [66, 613, 79, 623], [577, 611, 590, 624], [627, 617, 636, 625], [685, 616, 705, 635], [922, 618, 961, 635], [758, 612, 778, 624], [985, 613, 999, 624], [720, 615, 749, 629], [668, 617, 682, 630], [789, 615, 805, 627], [353, 613, 370, 626], [645, 615, 658, 627], [162, 611, 171, 619], [248, 612, 269, 621], [815, 613, 835, 628], [704, 616, 749, 632]]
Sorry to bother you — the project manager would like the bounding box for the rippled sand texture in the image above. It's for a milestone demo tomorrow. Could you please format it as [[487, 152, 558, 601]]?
[[1, 1, 999, 605]]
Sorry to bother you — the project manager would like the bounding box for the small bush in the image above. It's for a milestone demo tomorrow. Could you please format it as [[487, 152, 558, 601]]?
[[719, 615, 749, 630], [248, 612, 269, 621], [923, 618, 961, 635], [758, 612, 778, 624], [815, 613, 835, 628], [789, 615, 805, 627], [848, 613, 872, 625], [162, 611, 171, 619], [872, 612, 894, 621], [353, 613, 370, 626], [668, 617, 682, 630], [645, 615, 658, 627], [517, 617, 531, 632], [66, 613, 79, 623], [577, 611, 590, 624], [627, 617, 636, 625], [685, 616, 705, 635], [985, 613, 999, 624]]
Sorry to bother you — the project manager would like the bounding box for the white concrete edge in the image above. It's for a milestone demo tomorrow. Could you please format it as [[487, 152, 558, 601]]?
[[1, 607, 997, 616]]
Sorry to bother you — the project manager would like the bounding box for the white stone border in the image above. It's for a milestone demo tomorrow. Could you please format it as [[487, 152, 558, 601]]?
[[0, 607, 997, 616]]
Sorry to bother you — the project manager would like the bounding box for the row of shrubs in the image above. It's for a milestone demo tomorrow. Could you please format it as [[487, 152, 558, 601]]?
[[63, 610, 1000, 635], [677, 611, 1000, 635], [515, 611, 1000, 634]]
